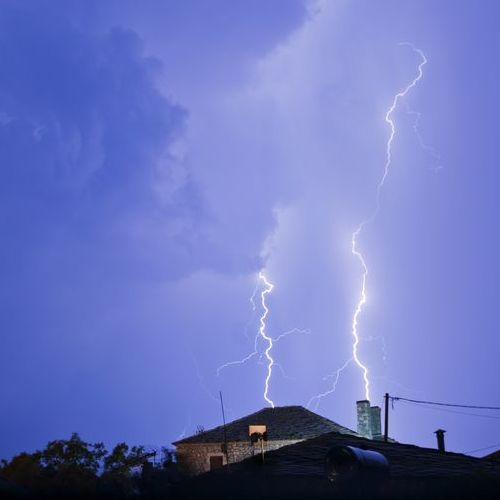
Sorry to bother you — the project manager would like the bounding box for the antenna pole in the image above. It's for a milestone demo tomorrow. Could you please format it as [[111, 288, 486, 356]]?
[[384, 393, 389, 442], [219, 391, 230, 467]]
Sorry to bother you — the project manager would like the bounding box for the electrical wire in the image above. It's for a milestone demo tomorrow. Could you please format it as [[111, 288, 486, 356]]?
[[465, 443, 500, 455], [391, 396, 500, 411], [394, 399, 500, 420], [389, 396, 500, 454]]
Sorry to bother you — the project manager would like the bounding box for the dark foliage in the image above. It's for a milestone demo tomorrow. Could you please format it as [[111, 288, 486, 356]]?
[[0, 434, 181, 499]]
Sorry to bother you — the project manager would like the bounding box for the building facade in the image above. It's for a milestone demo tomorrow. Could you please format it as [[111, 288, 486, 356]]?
[[173, 405, 359, 476]]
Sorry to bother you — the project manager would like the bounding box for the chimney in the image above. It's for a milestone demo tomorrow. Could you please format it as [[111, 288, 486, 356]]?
[[369, 405, 382, 439], [357, 400, 371, 438], [435, 429, 446, 453], [356, 400, 382, 439]]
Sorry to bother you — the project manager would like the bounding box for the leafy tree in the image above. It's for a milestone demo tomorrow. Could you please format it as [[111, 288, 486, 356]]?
[[0, 451, 42, 491], [99, 443, 147, 497], [0, 433, 107, 498], [0, 435, 178, 499], [41, 432, 106, 475], [103, 443, 146, 474], [160, 447, 176, 469]]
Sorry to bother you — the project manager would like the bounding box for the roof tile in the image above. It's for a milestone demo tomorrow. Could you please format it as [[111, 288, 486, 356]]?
[[173, 406, 357, 445]]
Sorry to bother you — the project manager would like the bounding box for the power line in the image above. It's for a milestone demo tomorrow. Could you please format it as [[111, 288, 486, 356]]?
[[391, 396, 500, 411], [383, 395, 500, 455], [395, 399, 500, 420], [465, 443, 500, 455]]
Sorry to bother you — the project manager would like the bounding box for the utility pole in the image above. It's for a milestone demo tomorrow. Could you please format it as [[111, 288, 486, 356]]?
[[384, 393, 389, 442]]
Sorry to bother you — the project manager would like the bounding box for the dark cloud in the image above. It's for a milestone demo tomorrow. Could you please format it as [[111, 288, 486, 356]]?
[[0, 3, 214, 284]]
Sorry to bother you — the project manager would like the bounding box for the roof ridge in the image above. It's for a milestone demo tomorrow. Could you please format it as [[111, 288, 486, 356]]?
[[173, 405, 356, 445], [172, 406, 271, 445], [173, 406, 302, 444]]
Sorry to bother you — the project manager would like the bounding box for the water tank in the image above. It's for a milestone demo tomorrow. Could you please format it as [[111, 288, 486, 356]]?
[[325, 445, 389, 484]]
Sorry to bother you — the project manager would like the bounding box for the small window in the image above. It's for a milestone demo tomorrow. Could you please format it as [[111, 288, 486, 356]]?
[[209, 455, 224, 470]]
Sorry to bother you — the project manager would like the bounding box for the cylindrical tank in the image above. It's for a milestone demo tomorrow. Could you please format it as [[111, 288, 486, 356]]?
[[325, 445, 389, 484]]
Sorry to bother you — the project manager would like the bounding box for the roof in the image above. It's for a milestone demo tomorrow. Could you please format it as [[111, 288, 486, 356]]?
[[214, 430, 500, 480], [484, 450, 500, 461], [173, 406, 358, 445]]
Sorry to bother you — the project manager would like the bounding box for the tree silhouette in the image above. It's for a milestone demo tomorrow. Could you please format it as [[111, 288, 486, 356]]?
[[1, 433, 106, 498], [0, 434, 180, 499]]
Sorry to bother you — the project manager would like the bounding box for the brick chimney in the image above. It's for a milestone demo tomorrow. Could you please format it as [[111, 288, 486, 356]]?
[[357, 400, 382, 439]]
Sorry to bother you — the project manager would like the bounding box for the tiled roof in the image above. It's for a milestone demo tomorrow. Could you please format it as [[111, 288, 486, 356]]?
[[218, 430, 500, 479], [484, 450, 500, 461], [173, 406, 358, 445]]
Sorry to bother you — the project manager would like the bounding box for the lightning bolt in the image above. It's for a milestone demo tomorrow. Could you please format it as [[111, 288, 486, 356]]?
[[216, 328, 311, 376], [216, 273, 311, 408], [216, 341, 260, 377], [258, 271, 275, 407], [306, 357, 352, 411], [215, 325, 310, 377], [215, 279, 264, 376], [406, 104, 443, 173], [242, 281, 260, 340], [272, 327, 312, 343], [350, 42, 427, 401]]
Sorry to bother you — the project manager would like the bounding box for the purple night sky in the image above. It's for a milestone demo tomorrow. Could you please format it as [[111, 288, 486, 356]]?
[[1, 0, 500, 460]]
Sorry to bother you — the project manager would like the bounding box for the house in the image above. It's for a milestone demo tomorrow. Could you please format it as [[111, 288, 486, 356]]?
[[172, 405, 359, 476], [175, 423, 500, 499]]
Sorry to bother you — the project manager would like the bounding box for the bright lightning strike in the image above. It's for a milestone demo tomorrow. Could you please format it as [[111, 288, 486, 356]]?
[[258, 271, 275, 407], [216, 272, 311, 407], [350, 42, 427, 401]]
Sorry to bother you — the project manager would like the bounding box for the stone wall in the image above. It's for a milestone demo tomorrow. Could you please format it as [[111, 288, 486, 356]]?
[[176, 439, 301, 476]]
